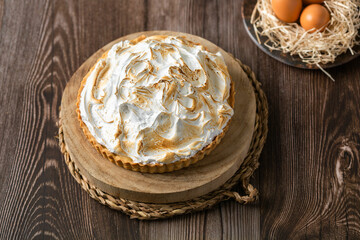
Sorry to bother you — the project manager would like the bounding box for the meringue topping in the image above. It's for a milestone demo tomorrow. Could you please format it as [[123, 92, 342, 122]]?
[[79, 35, 234, 164]]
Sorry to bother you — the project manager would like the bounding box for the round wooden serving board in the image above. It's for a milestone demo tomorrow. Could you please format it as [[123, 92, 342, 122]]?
[[60, 31, 256, 203]]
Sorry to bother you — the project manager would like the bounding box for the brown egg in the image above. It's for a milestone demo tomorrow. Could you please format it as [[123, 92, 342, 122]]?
[[300, 4, 331, 33], [303, 0, 324, 5], [272, 0, 303, 23]]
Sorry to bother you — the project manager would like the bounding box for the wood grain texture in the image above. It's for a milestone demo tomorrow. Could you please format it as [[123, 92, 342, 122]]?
[[255, 31, 360, 240], [0, 0, 359, 239]]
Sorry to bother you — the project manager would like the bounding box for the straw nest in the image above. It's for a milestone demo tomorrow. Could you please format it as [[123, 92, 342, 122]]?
[[251, 0, 360, 67]]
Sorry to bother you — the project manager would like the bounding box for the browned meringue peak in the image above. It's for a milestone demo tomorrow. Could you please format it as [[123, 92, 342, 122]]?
[[78, 35, 234, 164]]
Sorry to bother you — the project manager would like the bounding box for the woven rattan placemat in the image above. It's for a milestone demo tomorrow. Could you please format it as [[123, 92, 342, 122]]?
[[58, 59, 268, 220]]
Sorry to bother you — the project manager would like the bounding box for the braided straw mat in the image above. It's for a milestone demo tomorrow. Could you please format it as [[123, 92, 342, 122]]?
[[58, 59, 268, 220]]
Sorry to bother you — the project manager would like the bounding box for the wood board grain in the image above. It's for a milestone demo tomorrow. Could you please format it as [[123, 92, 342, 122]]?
[[60, 30, 256, 203]]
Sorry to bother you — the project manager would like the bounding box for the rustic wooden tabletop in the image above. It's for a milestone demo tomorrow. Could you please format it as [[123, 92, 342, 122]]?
[[1, 0, 359, 239]]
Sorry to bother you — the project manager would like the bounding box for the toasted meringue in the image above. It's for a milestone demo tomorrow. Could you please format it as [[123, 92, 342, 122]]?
[[77, 35, 234, 168]]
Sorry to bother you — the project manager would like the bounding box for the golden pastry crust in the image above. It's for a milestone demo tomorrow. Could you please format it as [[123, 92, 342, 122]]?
[[76, 37, 235, 173]]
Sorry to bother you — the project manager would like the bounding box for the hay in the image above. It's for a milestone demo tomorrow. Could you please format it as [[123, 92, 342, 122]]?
[[251, 0, 360, 66]]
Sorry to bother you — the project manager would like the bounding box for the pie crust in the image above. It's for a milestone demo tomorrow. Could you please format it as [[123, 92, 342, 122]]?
[[76, 36, 235, 173]]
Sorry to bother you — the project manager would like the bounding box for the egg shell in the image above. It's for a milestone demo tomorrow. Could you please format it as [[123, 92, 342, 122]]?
[[300, 4, 330, 33], [272, 0, 303, 23], [303, 0, 324, 5]]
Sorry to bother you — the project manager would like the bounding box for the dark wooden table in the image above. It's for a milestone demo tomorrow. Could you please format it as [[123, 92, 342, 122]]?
[[1, 0, 359, 239]]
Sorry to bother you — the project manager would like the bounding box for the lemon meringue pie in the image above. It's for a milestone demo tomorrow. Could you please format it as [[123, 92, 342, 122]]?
[[77, 35, 235, 173]]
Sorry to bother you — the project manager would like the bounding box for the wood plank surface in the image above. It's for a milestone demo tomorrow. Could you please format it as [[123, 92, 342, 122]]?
[[0, 0, 359, 239]]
